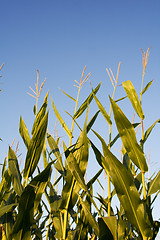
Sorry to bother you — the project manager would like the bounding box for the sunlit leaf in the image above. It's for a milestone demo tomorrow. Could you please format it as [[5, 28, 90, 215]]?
[[60, 89, 76, 102], [51, 97, 72, 137], [148, 171, 160, 196], [31, 91, 48, 135], [110, 97, 148, 172], [24, 111, 48, 178], [141, 119, 160, 145], [93, 130, 152, 238], [141, 80, 153, 95], [0, 203, 18, 218], [73, 82, 101, 119], [19, 116, 30, 149], [122, 80, 144, 119], [8, 147, 23, 196]]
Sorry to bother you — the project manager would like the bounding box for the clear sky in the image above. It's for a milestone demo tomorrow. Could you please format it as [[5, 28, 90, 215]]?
[[0, 0, 160, 236]]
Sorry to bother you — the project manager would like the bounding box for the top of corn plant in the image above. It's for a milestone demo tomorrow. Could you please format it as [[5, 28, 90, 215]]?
[[0, 49, 160, 240]]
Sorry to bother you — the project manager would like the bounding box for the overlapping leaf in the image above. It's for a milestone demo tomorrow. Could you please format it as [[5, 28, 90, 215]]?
[[24, 111, 48, 178], [93, 131, 153, 238], [110, 97, 148, 172]]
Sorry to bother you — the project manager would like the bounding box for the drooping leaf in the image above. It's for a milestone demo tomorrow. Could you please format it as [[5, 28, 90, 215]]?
[[24, 111, 48, 178], [51, 97, 72, 137], [141, 80, 153, 95], [93, 130, 153, 239], [122, 80, 144, 119], [110, 97, 148, 172], [148, 171, 160, 196], [19, 116, 30, 149], [73, 82, 101, 119], [31, 91, 48, 135], [8, 147, 23, 196]]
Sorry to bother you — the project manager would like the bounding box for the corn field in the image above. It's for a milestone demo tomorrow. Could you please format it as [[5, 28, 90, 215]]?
[[0, 48, 160, 240]]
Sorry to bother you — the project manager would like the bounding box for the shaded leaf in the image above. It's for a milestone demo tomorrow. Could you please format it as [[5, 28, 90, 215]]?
[[0, 203, 18, 218], [78, 196, 99, 237]]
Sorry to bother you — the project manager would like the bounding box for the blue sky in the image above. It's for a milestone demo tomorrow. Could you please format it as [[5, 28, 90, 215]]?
[[0, 0, 160, 235]]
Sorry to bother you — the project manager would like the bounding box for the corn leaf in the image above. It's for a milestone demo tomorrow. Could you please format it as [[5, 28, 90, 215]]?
[[19, 116, 30, 149], [73, 82, 101, 119], [11, 185, 35, 236], [60, 89, 76, 102], [110, 97, 148, 172], [91, 85, 112, 125], [78, 195, 99, 237], [122, 80, 144, 119], [93, 130, 153, 238], [31, 91, 48, 135], [51, 97, 72, 137], [8, 147, 23, 196], [64, 144, 87, 192], [87, 110, 100, 133], [24, 111, 48, 178], [0, 203, 18, 218], [148, 171, 160, 196], [141, 80, 153, 95], [47, 133, 64, 173], [141, 119, 160, 145]]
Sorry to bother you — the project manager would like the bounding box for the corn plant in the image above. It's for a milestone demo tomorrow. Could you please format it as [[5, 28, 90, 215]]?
[[0, 48, 160, 240]]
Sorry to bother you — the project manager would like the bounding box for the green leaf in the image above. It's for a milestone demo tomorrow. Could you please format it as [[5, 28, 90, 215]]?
[[59, 89, 76, 102], [141, 119, 160, 144], [31, 91, 48, 135], [11, 185, 35, 236], [93, 131, 153, 239], [8, 147, 23, 196], [122, 80, 144, 119], [91, 84, 112, 125], [64, 144, 88, 192], [51, 97, 72, 137], [78, 196, 99, 237], [98, 216, 117, 240], [24, 111, 48, 178], [87, 110, 100, 133], [19, 116, 30, 149], [110, 97, 148, 172], [47, 133, 64, 173], [148, 171, 160, 196], [73, 82, 101, 119], [141, 80, 153, 95], [115, 96, 127, 102], [0, 203, 18, 218]]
